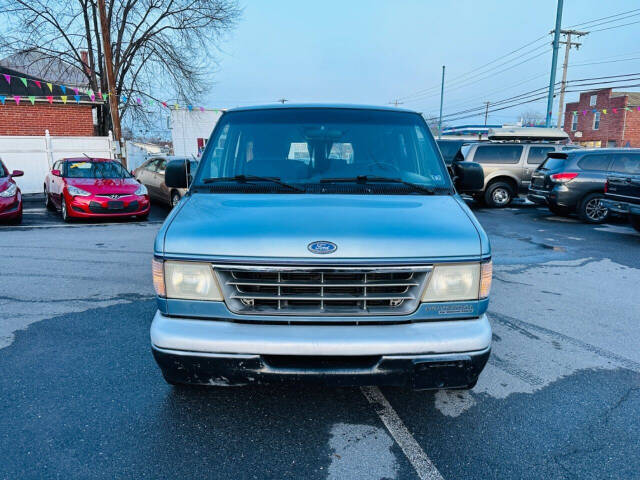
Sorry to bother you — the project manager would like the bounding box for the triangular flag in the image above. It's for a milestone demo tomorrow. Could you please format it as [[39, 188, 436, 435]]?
[[46, 96, 53, 104], [47, 82, 53, 92], [187, 105, 193, 111], [200, 106, 205, 112], [592, 109, 597, 113], [14, 96, 21, 105], [2, 74, 9, 84], [97, 91, 103, 100], [582, 110, 587, 115], [612, 108, 618, 114], [73, 87, 79, 95], [90, 94, 95, 101], [148, 99, 155, 106], [121, 95, 127, 103], [20, 77, 27, 87], [174, 103, 179, 110], [0, 95, 5, 105], [34, 80, 41, 89], [60, 85, 66, 94], [161, 102, 167, 108], [637, 106, 640, 111], [61, 95, 67, 104], [28, 95, 35, 105], [104, 92, 109, 100], [625, 107, 632, 111], [74, 94, 81, 103], [602, 109, 607, 114]]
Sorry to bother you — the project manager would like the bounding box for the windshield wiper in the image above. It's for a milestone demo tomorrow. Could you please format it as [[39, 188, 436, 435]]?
[[202, 175, 304, 192], [320, 175, 436, 194]]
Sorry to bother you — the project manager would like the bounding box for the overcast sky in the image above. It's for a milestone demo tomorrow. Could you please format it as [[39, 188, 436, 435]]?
[[208, 0, 640, 126]]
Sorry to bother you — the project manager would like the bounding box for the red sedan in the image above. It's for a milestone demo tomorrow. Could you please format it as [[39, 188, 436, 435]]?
[[44, 157, 150, 222], [0, 159, 23, 224]]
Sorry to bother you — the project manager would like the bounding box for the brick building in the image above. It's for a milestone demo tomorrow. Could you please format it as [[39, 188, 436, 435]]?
[[0, 51, 99, 136], [563, 88, 640, 148]]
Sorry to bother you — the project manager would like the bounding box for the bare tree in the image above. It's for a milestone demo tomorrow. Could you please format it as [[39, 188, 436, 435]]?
[[0, 0, 240, 134], [519, 110, 545, 126]]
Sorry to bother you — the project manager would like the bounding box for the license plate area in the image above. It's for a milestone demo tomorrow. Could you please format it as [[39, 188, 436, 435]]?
[[107, 201, 124, 210]]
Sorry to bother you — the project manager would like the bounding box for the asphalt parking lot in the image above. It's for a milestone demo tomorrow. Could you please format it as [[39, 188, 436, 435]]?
[[1, 199, 639, 480]]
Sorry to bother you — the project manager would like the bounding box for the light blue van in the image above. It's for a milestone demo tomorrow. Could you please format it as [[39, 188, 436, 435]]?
[[150, 104, 492, 390]]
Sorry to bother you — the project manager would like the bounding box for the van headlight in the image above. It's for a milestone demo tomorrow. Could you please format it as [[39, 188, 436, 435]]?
[[422, 261, 492, 302], [152, 259, 223, 301]]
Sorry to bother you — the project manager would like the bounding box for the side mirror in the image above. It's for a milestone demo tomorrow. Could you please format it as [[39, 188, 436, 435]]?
[[11, 170, 24, 178], [51, 169, 61, 177], [452, 161, 484, 192], [165, 159, 188, 188]]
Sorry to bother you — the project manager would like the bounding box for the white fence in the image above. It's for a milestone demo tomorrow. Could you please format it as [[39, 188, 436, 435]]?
[[0, 131, 114, 194]]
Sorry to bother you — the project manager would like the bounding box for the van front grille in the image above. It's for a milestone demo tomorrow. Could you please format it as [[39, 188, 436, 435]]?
[[214, 265, 431, 316]]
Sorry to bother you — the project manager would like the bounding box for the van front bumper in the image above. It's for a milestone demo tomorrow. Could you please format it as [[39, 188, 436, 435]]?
[[150, 311, 492, 390]]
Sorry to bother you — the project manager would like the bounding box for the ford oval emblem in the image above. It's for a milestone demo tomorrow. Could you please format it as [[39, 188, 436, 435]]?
[[308, 241, 337, 254]]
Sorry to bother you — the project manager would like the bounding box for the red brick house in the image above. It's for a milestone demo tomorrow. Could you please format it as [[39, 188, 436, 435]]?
[[563, 88, 640, 148], [0, 51, 100, 136]]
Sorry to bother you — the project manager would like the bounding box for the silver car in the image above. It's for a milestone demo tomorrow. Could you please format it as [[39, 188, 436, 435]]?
[[150, 104, 492, 390], [134, 156, 198, 208], [460, 142, 579, 207]]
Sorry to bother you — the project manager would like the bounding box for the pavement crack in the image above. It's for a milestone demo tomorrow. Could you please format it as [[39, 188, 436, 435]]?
[[488, 310, 640, 372]]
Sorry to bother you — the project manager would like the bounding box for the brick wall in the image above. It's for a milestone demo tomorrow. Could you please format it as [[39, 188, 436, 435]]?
[[0, 102, 94, 136], [563, 88, 640, 147]]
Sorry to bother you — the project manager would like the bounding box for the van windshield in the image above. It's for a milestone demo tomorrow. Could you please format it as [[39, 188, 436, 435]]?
[[194, 108, 451, 193]]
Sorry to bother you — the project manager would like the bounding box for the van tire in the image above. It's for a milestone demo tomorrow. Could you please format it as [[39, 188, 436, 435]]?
[[630, 214, 640, 232], [484, 181, 514, 208], [578, 193, 609, 224]]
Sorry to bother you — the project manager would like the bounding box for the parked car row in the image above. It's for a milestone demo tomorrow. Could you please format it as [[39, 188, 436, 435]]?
[[438, 129, 640, 230], [0, 154, 198, 225]]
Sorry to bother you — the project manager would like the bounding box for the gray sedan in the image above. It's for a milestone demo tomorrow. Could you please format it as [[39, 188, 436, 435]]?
[[134, 156, 198, 208]]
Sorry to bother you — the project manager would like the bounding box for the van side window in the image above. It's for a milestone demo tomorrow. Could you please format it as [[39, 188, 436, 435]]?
[[577, 155, 610, 171], [472, 145, 523, 164], [610, 154, 640, 175], [527, 147, 555, 165]]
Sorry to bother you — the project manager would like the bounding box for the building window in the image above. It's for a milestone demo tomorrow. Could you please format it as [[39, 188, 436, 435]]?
[[589, 95, 597, 106], [571, 115, 578, 131], [593, 111, 601, 130]]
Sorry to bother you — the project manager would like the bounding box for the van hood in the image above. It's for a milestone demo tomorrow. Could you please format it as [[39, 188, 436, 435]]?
[[160, 194, 486, 260]]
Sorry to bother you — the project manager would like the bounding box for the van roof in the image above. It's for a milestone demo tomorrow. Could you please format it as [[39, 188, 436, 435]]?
[[225, 103, 417, 114]]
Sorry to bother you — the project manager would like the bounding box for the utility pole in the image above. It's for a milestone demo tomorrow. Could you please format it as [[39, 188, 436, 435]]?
[[97, 0, 126, 167], [545, 0, 564, 128], [438, 65, 445, 139], [484, 101, 490, 126], [555, 29, 588, 128]]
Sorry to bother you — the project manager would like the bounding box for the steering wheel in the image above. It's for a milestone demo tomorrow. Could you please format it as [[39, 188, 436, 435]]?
[[366, 162, 400, 173]]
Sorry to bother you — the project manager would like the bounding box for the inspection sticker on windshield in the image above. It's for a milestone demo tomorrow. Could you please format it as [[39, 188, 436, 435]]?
[[69, 162, 92, 169]]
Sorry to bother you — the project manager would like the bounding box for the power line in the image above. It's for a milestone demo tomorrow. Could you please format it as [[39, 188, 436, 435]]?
[[590, 19, 640, 33], [567, 8, 640, 28], [407, 48, 550, 106], [429, 72, 640, 122], [396, 35, 549, 101]]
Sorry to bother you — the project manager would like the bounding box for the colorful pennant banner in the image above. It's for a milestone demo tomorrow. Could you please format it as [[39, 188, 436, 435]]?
[[1, 72, 221, 112]]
